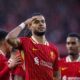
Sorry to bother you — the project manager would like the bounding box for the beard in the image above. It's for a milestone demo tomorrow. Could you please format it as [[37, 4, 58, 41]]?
[[69, 52, 77, 56], [34, 31, 46, 36]]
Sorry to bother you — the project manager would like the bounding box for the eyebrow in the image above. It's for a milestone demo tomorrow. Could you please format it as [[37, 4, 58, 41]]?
[[66, 42, 76, 44], [32, 18, 37, 22]]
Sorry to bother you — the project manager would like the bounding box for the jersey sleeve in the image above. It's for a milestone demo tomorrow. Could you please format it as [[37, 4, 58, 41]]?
[[12, 65, 25, 77], [0, 66, 10, 78], [0, 55, 10, 78]]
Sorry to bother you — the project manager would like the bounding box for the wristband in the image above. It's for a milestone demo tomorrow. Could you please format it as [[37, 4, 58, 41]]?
[[19, 22, 25, 29]]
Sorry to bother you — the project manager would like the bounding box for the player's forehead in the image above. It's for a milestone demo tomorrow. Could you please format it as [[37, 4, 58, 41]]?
[[66, 37, 79, 42], [32, 15, 45, 20]]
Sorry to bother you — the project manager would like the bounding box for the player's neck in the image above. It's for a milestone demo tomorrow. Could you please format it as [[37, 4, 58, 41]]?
[[31, 35, 48, 45], [70, 54, 79, 61]]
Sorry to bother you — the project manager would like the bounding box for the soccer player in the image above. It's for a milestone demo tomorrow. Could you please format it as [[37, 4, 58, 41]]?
[[59, 33, 80, 80], [0, 29, 22, 80], [6, 13, 60, 80]]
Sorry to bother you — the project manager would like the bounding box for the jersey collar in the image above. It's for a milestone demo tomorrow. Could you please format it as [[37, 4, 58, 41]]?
[[66, 55, 80, 62], [31, 36, 49, 46]]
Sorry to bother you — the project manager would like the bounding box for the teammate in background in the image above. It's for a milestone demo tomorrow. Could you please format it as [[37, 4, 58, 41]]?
[[0, 29, 22, 80], [6, 13, 60, 80], [59, 33, 80, 80]]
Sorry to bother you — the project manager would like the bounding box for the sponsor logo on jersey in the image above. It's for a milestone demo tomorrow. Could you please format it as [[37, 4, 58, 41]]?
[[61, 67, 68, 71], [34, 57, 39, 65], [34, 57, 53, 69], [62, 76, 80, 80], [32, 48, 38, 51]]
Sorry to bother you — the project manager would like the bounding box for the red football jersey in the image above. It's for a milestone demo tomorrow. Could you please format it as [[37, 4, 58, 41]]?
[[20, 37, 59, 80], [0, 52, 10, 80], [59, 56, 80, 80]]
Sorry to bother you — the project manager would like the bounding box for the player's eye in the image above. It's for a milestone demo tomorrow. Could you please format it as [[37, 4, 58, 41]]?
[[34, 20, 40, 24], [71, 42, 76, 45], [67, 42, 76, 45], [33, 19, 45, 24], [41, 20, 45, 23]]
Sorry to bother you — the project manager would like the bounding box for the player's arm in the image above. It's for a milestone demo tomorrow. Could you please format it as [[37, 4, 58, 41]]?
[[5, 23, 24, 47], [5, 37, 20, 48], [0, 55, 10, 77], [6, 18, 32, 47], [6, 18, 32, 39], [0, 66, 10, 78]]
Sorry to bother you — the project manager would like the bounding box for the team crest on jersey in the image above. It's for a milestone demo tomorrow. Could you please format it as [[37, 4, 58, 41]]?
[[50, 51, 55, 60], [34, 57, 39, 65]]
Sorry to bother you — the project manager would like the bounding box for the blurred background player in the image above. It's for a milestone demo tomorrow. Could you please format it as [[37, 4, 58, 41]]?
[[59, 33, 80, 80], [6, 13, 60, 80], [11, 48, 25, 80], [0, 29, 22, 80]]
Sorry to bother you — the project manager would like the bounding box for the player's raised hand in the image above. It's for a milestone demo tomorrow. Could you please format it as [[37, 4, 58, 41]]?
[[24, 18, 32, 28]]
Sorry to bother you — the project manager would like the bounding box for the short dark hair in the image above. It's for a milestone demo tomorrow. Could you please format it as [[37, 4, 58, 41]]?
[[29, 12, 44, 18], [0, 29, 8, 41], [67, 33, 80, 40]]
